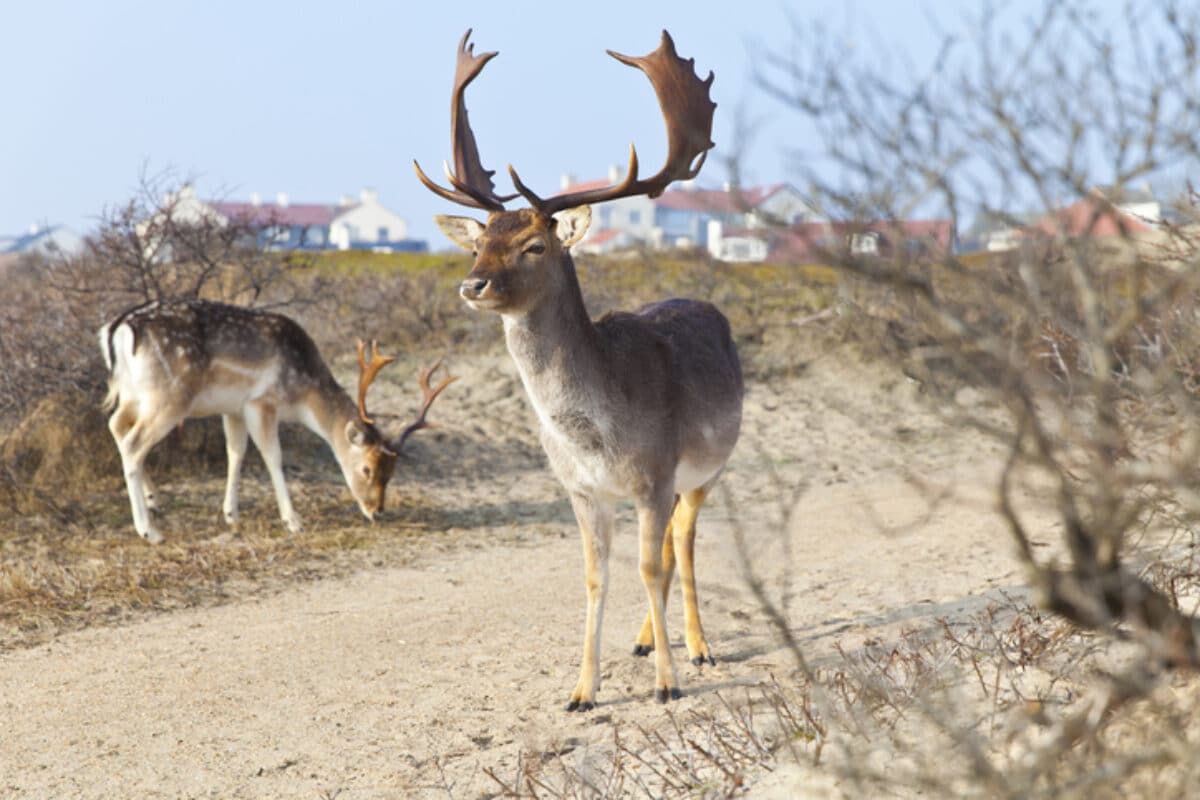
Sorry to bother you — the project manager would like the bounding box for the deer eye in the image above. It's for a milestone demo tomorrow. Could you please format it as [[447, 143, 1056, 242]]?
[[523, 241, 546, 256]]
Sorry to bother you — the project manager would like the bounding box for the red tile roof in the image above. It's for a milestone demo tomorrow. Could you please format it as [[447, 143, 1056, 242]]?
[[210, 201, 348, 227], [654, 183, 786, 213], [1027, 195, 1153, 238], [582, 229, 625, 245]]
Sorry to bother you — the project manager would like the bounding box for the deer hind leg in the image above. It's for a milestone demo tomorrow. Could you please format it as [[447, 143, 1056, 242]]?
[[221, 414, 249, 526], [108, 403, 149, 509], [638, 491, 682, 703], [633, 496, 680, 657], [673, 488, 714, 666], [566, 492, 614, 712], [244, 401, 301, 533], [110, 401, 178, 544]]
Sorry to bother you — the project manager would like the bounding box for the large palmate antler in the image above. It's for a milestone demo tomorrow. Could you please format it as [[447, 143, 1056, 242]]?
[[415, 30, 716, 216], [413, 29, 517, 211], [392, 360, 459, 453], [510, 31, 716, 217], [356, 338, 396, 425]]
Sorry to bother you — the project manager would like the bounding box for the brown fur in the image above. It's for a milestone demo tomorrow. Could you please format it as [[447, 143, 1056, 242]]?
[[441, 207, 743, 709]]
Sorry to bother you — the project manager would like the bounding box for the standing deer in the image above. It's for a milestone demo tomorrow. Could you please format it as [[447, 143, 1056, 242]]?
[[416, 30, 742, 709], [99, 299, 455, 543]]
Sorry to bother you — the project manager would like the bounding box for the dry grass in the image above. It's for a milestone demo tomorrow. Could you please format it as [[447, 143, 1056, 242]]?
[[0, 243, 833, 656], [0, 465, 444, 651]]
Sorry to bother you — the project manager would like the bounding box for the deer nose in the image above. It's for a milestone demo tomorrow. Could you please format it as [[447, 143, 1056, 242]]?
[[461, 277, 490, 299]]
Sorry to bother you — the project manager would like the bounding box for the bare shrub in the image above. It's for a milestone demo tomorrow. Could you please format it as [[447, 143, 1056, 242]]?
[[0, 170, 336, 511], [712, 0, 1200, 793]]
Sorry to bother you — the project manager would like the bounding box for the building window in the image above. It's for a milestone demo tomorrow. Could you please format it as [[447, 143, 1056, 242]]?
[[849, 232, 879, 255], [378, 226, 389, 242], [304, 226, 327, 247], [598, 206, 611, 228], [629, 210, 641, 225]]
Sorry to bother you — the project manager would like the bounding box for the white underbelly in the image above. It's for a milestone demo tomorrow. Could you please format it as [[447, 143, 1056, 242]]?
[[674, 458, 723, 493]]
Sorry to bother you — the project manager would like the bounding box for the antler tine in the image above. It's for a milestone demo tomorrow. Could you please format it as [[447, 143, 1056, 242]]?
[[511, 30, 716, 217], [355, 338, 397, 425], [413, 29, 518, 211], [393, 359, 459, 454]]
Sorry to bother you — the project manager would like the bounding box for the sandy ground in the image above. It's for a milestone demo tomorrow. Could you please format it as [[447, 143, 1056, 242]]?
[[0, 347, 1045, 798]]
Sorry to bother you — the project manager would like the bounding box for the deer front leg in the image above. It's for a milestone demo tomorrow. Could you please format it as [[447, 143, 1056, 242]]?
[[141, 472, 159, 512], [221, 414, 249, 526], [638, 491, 681, 703], [244, 402, 302, 533], [566, 492, 613, 712]]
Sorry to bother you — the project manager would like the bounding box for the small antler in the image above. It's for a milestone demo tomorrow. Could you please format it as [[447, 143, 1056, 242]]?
[[356, 338, 397, 425], [509, 30, 716, 217], [413, 29, 518, 211], [392, 359, 459, 453]]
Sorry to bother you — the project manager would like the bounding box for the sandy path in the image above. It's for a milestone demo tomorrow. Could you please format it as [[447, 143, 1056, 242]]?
[[0, 353, 1038, 798]]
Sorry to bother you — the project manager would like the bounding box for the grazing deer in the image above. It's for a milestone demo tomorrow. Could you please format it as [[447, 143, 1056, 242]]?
[[99, 299, 455, 543], [416, 30, 742, 709]]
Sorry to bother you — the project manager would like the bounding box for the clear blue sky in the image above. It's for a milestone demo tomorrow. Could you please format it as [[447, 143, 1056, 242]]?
[[3, 1, 1045, 246]]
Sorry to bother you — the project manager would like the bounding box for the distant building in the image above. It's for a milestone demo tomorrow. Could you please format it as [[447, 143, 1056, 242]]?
[[159, 185, 426, 253], [961, 186, 1165, 254], [561, 168, 819, 255], [761, 219, 956, 264], [1026, 186, 1159, 240], [210, 188, 426, 253], [0, 224, 84, 258]]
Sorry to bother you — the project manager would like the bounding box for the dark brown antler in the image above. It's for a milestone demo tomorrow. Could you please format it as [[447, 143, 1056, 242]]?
[[392, 359, 458, 453], [413, 29, 517, 211], [356, 338, 397, 425], [509, 30, 716, 217]]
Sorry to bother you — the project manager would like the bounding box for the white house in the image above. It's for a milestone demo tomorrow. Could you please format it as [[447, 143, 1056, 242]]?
[[144, 185, 424, 253], [564, 168, 820, 255], [327, 189, 411, 251], [210, 187, 423, 253]]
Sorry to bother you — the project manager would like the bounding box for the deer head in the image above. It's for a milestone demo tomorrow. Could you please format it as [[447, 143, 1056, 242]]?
[[417, 30, 716, 314], [346, 340, 457, 519]]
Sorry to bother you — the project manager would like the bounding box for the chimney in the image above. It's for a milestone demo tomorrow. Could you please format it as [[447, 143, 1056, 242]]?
[[359, 188, 379, 204], [722, 181, 733, 192], [28, 223, 40, 236], [276, 192, 289, 208], [707, 219, 724, 260], [249, 192, 261, 206], [560, 173, 576, 191], [339, 194, 355, 207], [607, 164, 621, 183], [681, 179, 697, 192]]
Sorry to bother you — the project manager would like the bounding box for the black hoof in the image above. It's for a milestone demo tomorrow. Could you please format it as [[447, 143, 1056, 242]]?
[[655, 687, 683, 704], [632, 644, 653, 657], [691, 654, 717, 667], [566, 700, 594, 712]]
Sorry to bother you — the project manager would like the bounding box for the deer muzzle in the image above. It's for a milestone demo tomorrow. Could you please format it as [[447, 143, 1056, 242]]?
[[460, 277, 500, 308]]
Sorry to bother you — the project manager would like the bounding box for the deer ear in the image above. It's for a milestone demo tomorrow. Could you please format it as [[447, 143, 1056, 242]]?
[[434, 215, 485, 252], [344, 420, 367, 447], [553, 206, 591, 248]]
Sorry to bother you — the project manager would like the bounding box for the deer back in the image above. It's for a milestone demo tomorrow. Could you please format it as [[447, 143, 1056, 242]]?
[[105, 299, 341, 417]]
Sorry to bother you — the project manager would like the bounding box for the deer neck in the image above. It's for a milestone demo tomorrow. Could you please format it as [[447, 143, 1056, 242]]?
[[296, 376, 359, 450], [501, 256, 605, 415]]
